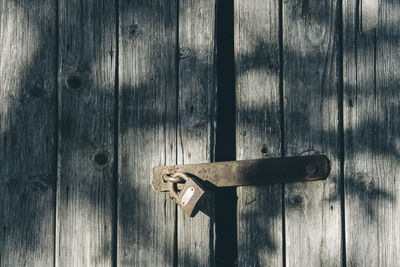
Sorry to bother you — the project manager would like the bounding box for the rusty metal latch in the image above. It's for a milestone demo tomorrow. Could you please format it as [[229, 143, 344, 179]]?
[[152, 155, 330, 217]]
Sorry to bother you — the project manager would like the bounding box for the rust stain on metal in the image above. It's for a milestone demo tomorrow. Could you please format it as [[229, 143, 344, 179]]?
[[152, 155, 330, 192]]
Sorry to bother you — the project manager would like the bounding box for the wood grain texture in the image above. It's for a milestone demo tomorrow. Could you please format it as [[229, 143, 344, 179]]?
[[0, 0, 57, 266], [56, 0, 116, 265], [235, 0, 283, 266], [283, 0, 341, 266], [344, 0, 400, 265], [118, 0, 177, 266], [177, 0, 217, 266]]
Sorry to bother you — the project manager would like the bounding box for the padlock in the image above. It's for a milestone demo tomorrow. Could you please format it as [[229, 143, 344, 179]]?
[[168, 172, 206, 217]]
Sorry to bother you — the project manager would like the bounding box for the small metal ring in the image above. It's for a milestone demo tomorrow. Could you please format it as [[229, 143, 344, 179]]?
[[163, 174, 185, 184]]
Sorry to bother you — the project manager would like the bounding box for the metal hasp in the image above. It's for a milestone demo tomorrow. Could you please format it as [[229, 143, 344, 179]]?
[[152, 155, 330, 192]]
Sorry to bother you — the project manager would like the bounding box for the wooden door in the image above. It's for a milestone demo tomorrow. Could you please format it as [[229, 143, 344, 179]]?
[[1, 0, 400, 266], [235, 0, 400, 266], [1, 0, 217, 266]]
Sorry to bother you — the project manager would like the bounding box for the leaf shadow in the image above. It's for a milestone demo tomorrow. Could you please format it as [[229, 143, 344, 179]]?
[[1, 0, 400, 266]]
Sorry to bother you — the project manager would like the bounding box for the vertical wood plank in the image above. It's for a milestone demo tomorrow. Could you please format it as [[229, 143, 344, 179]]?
[[57, 0, 116, 265], [118, 0, 177, 266], [235, 0, 282, 266], [344, 0, 400, 265], [283, 0, 341, 266], [177, 0, 217, 266], [0, 0, 57, 266], [361, 0, 379, 31]]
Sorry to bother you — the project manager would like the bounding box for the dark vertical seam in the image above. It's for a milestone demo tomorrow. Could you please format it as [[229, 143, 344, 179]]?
[[215, 0, 237, 266], [175, 1, 180, 167], [177, 2, 184, 168], [173, 1, 179, 267], [354, 0, 359, 111], [54, 0, 60, 265], [210, 2, 219, 265], [373, 29, 377, 105], [359, 0, 363, 32], [373, 28, 378, 182], [338, 0, 346, 266], [111, 0, 119, 265], [210, 0, 218, 166], [279, 0, 286, 266]]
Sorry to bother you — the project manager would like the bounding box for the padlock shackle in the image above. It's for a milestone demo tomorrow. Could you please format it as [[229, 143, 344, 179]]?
[[168, 172, 189, 199]]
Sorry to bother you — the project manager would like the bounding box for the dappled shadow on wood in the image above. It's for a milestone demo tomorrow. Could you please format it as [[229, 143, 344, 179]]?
[[0, 0, 57, 265], [1, 0, 400, 266]]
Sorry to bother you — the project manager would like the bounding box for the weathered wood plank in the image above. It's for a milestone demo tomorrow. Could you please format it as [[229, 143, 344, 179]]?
[[344, 0, 400, 265], [177, 0, 217, 266], [0, 1, 57, 266], [283, 0, 341, 266], [118, 0, 177, 266], [235, 0, 282, 266], [56, 0, 116, 265]]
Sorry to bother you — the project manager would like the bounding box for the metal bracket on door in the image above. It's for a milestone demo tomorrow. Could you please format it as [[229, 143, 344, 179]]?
[[152, 155, 330, 191], [152, 155, 330, 216]]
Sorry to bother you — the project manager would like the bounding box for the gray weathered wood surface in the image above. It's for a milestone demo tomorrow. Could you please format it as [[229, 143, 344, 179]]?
[[2, 0, 400, 266], [283, 0, 342, 266], [0, 0, 57, 266], [118, 0, 176, 266], [177, 0, 217, 266], [235, 0, 283, 266], [56, 0, 116, 265], [344, 0, 400, 265]]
